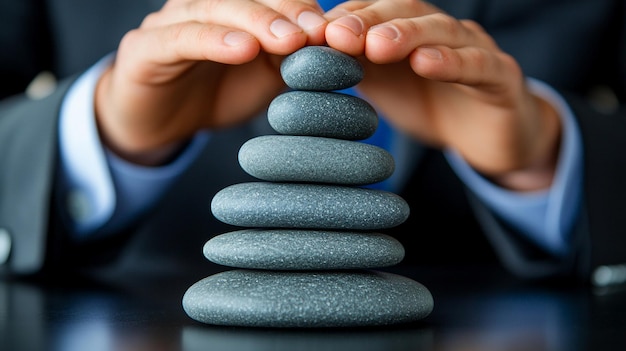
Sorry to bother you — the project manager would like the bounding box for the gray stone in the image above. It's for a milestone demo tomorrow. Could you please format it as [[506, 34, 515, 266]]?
[[182, 269, 433, 327], [281, 46, 363, 91], [204, 229, 405, 270], [268, 91, 377, 140], [238, 135, 394, 185], [211, 182, 409, 230]]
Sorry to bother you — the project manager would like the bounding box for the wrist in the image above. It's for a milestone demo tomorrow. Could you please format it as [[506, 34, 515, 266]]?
[[99, 135, 189, 167], [489, 94, 561, 191], [94, 67, 189, 166]]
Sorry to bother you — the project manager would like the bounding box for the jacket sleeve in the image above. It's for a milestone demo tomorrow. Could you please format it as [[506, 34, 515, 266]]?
[[0, 81, 72, 275], [440, 0, 626, 283], [571, 97, 626, 278]]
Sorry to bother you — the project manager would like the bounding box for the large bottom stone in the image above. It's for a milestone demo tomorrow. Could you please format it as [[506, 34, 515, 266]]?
[[182, 269, 433, 328]]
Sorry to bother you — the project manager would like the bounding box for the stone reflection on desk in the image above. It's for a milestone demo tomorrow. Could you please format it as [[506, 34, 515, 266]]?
[[182, 46, 434, 327]]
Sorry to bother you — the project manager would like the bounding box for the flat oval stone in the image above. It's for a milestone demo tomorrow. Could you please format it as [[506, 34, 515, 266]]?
[[281, 46, 363, 91], [211, 182, 409, 230], [204, 229, 405, 270], [268, 91, 377, 140], [182, 270, 433, 327], [238, 135, 394, 185]]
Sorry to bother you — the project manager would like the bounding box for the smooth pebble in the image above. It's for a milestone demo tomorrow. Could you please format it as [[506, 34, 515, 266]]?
[[238, 135, 394, 185], [281, 46, 363, 91], [268, 91, 377, 140], [204, 229, 405, 270], [182, 269, 433, 327], [211, 182, 410, 230]]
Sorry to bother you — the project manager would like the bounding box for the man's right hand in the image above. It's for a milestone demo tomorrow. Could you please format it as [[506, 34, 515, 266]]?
[[95, 0, 328, 165]]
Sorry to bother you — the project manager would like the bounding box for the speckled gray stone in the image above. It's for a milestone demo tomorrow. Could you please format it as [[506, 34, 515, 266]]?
[[268, 91, 377, 140], [238, 135, 394, 185], [182, 270, 433, 327], [204, 229, 404, 270], [211, 182, 409, 230], [281, 46, 364, 91]]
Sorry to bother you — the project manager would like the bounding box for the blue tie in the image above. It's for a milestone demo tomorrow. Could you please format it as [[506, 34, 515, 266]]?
[[318, 0, 346, 11], [318, 0, 394, 190]]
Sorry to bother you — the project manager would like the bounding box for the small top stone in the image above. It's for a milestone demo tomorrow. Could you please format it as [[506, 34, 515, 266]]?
[[281, 46, 364, 91]]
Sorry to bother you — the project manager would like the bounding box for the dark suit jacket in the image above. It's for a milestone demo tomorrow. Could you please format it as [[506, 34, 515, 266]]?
[[0, 0, 624, 282]]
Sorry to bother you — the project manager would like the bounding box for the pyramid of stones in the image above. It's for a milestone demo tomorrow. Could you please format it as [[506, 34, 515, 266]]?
[[182, 46, 433, 328]]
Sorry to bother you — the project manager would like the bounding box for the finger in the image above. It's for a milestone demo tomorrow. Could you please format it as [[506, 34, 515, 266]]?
[[365, 15, 498, 63], [118, 22, 261, 79], [207, 0, 327, 42], [143, 0, 326, 48], [147, 0, 321, 28], [325, 0, 438, 55], [409, 45, 522, 90], [323, 0, 374, 21]]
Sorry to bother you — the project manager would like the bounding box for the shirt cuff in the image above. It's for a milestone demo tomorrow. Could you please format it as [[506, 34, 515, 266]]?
[[444, 78, 583, 257], [103, 132, 209, 234], [58, 54, 209, 237]]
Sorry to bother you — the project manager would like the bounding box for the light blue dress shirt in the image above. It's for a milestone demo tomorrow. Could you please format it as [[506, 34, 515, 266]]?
[[58, 44, 582, 258]]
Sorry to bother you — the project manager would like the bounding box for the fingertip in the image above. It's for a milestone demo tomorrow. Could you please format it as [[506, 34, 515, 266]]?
[[364, 23, 404, 63], [331, 14, 364, 37], [269, 18, 304, 39], [255, 21, 307, 55], [416, 47, 444, 62], [326, 15, 366, 56], [368, 23, 400, 41], [296, 11, 328, 45], [410, 46, 453, 80], [297, 11, 327, 33], [219, 32, 261, 64]]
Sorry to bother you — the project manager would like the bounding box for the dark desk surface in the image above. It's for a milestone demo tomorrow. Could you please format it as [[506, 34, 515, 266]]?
[[2, 265, 625, 351]]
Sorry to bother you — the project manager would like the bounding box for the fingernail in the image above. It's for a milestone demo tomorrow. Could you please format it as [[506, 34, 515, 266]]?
[[369, 23, 400, 40], [297, 11, 326, 31], [223, 31, 254, 46], [418, 47, 443, 60], [332, 15, 364, 36], [270, 18, 302, 38]]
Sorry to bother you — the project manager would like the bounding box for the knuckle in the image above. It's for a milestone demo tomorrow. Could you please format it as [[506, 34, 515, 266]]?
[[469, 49, 489, 73], [430, 13, 461, 37], [430, 12, 455, 26], [187, 1, 206, 21], [186, 0, 222, 22], [460, 19, 485, 33], [248, 7, 277, 26], [499, 52, 523, 78], [162, 22, 197, 55], [140, 12, 161, 28], [249, 0, 309, 25], [119, 28, 143, 49], [404, 0, 424, 14], [391, 0, 422, 15], [274, 0, 299, 15], [461, 19, 499, 49]]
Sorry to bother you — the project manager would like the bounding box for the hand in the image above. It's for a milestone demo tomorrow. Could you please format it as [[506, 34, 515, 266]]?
[[95, 0, 328, 165], [324, 0, 561, 191]]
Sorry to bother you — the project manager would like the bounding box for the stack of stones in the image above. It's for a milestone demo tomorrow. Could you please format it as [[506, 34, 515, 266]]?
[[182, 46, 433, 328]]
